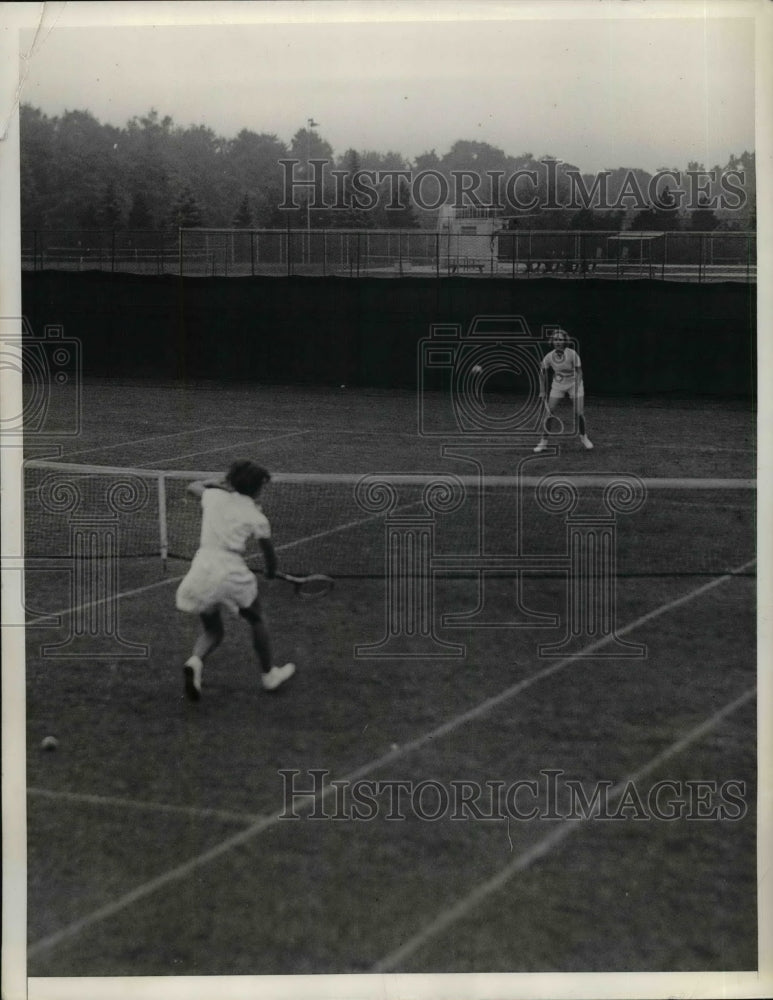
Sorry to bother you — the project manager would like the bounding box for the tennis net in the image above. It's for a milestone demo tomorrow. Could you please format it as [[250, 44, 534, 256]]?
[[22, 460, 755, 578]]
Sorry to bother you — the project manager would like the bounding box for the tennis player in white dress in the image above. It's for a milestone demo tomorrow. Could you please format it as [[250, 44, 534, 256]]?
[[176, 459, 295, 701], [534, 328, 594, 453]]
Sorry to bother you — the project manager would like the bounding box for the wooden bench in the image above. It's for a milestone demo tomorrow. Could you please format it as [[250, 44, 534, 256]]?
[[448, 260, 486, 274]]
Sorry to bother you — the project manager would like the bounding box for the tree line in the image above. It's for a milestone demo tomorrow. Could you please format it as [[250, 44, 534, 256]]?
[[20, 105, 755, 232]]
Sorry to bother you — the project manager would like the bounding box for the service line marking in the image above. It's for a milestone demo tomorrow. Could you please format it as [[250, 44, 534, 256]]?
[[153, 430, 311, 465], [27, 559, 755, 959], [62, 426, 247, 459], [27, 787, 263, 826], [371, 684, 756, 972]]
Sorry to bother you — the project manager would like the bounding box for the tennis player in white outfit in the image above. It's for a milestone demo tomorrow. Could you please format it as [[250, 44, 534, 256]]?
[[176, 459, 295, 701], [533, 328, 594, 453]]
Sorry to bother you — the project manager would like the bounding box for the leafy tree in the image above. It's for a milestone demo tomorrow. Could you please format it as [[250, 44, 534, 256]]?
[[689, 196, 719, 232], [226, 130, 290, 226], [384, 178, 419, 228], [168, 186, 204, 229], [286, 126, 335, 228], [630, 184, 682, 232], [127, 190, 154, 229], [232, 194, 254, 228], [18, 102, 755, 239], [100, 180, 124, 229]]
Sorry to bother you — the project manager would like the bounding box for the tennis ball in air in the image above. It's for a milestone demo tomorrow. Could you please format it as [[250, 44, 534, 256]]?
[[471, 365, 483, 375], [41, 736, 59, 751]]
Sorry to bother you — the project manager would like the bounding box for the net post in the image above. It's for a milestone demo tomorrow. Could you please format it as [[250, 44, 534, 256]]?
[[158, 472, 169, 571]]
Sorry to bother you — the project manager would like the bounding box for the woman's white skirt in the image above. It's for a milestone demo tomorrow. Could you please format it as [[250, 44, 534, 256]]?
[[175, 549, 258, 615]]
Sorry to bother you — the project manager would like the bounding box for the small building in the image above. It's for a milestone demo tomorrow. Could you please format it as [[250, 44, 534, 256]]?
[[437, 205, 505, 272]]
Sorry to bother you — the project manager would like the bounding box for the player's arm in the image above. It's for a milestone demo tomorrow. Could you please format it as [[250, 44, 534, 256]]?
[[186, 478, 232, 498], [574, 352, 585, 390], [538, 357, 550, 398], [259, 538, 278, 580]]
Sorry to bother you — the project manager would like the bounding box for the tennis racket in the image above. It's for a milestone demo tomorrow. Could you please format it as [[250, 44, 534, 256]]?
[[542, 400, 563, 435], [276, 571, 334, 599]]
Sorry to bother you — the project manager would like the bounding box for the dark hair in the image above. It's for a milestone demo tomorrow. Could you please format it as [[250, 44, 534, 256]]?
[[225, 460, 271, 497]]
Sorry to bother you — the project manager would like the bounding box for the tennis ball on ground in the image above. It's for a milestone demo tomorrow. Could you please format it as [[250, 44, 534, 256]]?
[[41, 736, 59, 751]]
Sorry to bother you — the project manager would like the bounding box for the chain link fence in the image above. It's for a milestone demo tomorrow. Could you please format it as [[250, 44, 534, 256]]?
[[22, 228, 757, 282]]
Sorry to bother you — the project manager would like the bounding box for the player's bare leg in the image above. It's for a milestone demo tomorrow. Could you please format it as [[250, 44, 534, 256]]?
[[240, 599, 295, 692], [576, 394, 593, 450], [184, 608, 224, 701], [534, 396, 558, 453]]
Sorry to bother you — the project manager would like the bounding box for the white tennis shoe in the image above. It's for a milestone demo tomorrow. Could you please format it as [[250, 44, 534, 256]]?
[[533, 440, 548, 453], [183, 657, 203, 701], [262, 663, 296, 691], [580, 435, 594, 450]]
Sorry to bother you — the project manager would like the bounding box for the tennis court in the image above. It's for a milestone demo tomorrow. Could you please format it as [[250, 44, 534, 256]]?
[[23, 381, 756, 977]]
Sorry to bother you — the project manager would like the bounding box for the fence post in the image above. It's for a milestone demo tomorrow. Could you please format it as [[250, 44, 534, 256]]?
[[662, 232, 667, 280], [698, 232, 704, 284]]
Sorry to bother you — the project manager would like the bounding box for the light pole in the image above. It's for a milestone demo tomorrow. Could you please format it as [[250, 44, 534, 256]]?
[[306, 118, 319, 265]]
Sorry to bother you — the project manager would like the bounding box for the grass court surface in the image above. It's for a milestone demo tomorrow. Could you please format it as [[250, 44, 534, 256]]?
[[23, 381, 756, 978]]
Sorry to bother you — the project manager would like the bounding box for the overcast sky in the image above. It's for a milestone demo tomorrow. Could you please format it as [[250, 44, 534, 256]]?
[[14, 1, 756, 174]]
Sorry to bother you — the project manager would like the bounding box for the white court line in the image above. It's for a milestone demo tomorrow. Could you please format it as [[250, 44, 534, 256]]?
[[61, 426, 247, 459], [26, 559, 755, 959], [153, 430, 310, 465], [650, 443, 755, 454], [371, 684, 757, 973], [27, 787, 262, 825]]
